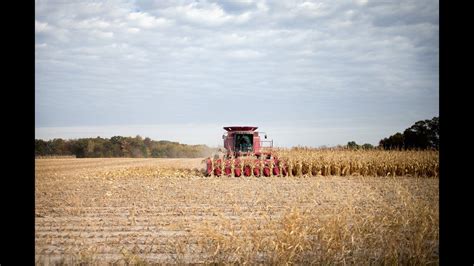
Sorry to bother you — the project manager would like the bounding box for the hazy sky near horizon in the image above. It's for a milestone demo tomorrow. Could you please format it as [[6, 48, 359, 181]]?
[[35, 0, 438, 147]]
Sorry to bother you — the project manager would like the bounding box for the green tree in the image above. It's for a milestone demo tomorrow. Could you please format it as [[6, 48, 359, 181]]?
[[72, 139, 89, 158], [379, 117, 439, 150], [361, 143, 374, 149], [35, 139, 49, 156], [347, 141, 359, 150], [35, 136, 215, 158], [110, 136, 125, 157]]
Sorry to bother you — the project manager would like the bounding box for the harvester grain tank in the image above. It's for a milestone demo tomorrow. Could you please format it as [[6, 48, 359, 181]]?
[[205, 126, 288, 177]]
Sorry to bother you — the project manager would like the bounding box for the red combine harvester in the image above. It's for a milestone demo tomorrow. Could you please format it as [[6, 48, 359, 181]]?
[[205, 126, 288, 177]]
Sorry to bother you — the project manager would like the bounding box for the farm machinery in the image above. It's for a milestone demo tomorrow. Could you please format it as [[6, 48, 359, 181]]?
[[205, 126, 289, 177]]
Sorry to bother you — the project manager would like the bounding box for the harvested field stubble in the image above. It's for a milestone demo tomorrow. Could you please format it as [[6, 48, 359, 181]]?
[[36, 156, 438, 264]]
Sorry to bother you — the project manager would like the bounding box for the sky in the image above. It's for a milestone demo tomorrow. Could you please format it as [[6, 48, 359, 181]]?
[[35, 0, 439, 147]]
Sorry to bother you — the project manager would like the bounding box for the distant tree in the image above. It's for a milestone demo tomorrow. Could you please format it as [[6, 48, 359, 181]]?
[[51, 138, 68, 155], [144, 137, 152, 147], [379, 117, 439, 150], [35, 136, 215, 158], [361, 143, 374, 149], [101, 139, 113, 157], [427, 116, 439, 149], [86, 140, 95, 155], [150, 148, 163, 158], [379, 132, 404, 150], [404, 121, 429, 149], [427, 117, 439, 149], [391, 132, 405, 149], [110, 136, 124, 157], [347, 141, 359, 150], [71, 139, 89, 158], [403, 117, 439, 150], [120, 138, 132, 157], [35, 139, 49, 156]]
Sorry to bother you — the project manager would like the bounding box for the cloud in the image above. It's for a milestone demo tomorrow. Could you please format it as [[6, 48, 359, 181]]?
[[35, 43, 47, 49], [215, 0, 257, 14], [127, 12, 172, 28], [35, 0, 439, 146], [296, 1, 330, 18], [35, 20, 49, 33], [74, 18, 111, 30], [354, 0, 369, 6], [159, 2, 251, 26], [227, 49, 263, 59], [126, 27, 140, 34]]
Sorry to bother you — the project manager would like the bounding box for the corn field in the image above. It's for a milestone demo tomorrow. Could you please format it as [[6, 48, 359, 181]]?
[[274, 148, 438, 177]]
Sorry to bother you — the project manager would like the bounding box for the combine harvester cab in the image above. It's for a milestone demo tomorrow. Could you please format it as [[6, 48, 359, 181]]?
[[205, 126, 288, 177]]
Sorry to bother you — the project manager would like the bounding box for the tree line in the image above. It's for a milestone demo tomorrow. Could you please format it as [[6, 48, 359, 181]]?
[[345, 117, 439, 150], [378, 116, 439, 150], [36, 117, 439, 157], [35, 135, 216, 158]]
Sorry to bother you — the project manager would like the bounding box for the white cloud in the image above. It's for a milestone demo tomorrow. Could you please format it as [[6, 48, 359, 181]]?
[[127, 12, 172, 28], [35, 20, 49, 33], [35, 43, 48, 49], [177, 3, 230, 25], [355, 0, 369, 6], [127, 27, 140, 34], [162, 2, 251, 26], [227, 49, 263, 59], [297, 1, 328, 17], [92, 30, 114, 39], [256, 1, 269, 13], [74, 18, 111, 30]]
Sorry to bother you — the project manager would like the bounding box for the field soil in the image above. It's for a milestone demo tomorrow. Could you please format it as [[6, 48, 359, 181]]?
[[36, 158, 439, 264]]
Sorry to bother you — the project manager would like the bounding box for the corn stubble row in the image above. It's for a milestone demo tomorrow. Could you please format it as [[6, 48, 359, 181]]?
[[99, 166, 202, 179], [208, 149, 439, 178]]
